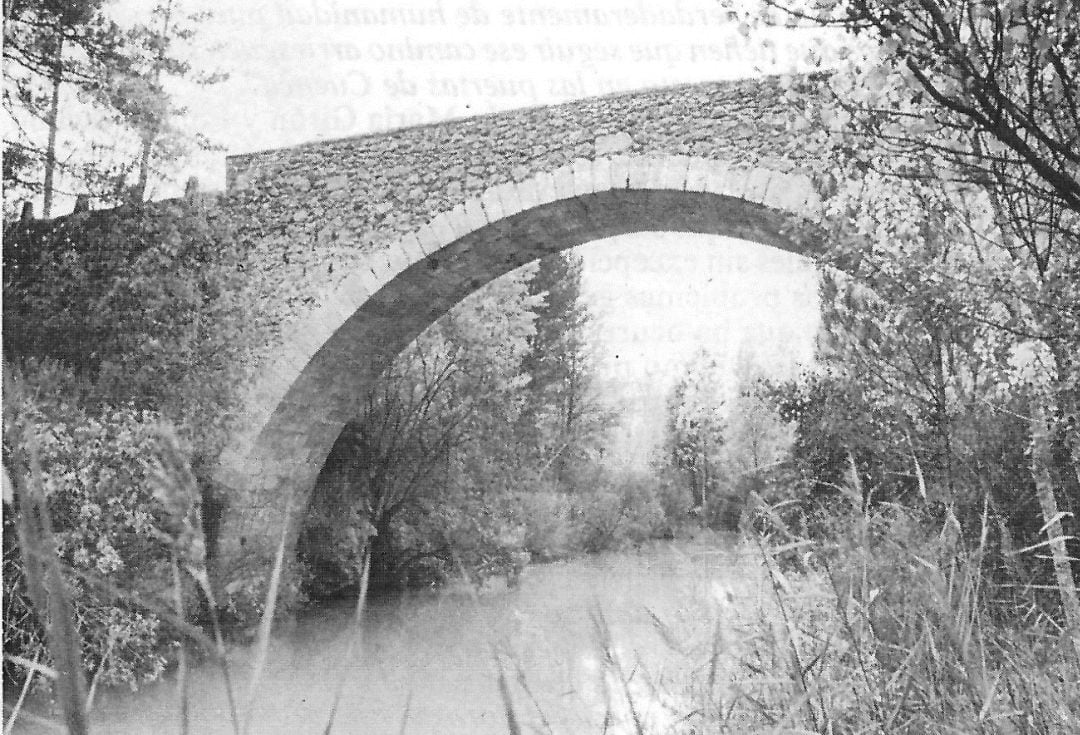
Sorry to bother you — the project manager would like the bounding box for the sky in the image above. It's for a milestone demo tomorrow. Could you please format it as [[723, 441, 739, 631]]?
[[578, 234, 818, 466], [108, 0, 825, 458]]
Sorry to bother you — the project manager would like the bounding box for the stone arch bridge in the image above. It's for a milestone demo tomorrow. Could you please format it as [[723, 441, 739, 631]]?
[[210, 75, 826, 595]]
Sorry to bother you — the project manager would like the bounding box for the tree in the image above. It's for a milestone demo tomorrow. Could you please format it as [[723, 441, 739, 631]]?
[[728, 0, 1080, 654], [297, 268, 543, 594], [4, 0, 127, 215], [665, 349, 727, 521], [3, 0, 223, 213], [520, 252, 611, 491], [115, 1, 226, 201], [721, 346, 794, 478]]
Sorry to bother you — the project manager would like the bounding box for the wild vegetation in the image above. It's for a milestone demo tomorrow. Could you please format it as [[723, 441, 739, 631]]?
[[296, 252, 676, 599]]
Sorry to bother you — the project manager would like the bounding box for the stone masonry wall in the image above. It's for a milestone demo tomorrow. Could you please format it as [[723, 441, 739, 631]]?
[[217, 75, 819, 367]]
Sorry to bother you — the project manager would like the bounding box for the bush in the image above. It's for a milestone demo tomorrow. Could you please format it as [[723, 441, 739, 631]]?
[[572, 471, 668, 552], [511, 489, 575, 562], [654, 469, 694, 530], [3, 361, 174, 690], [3, 203, 264, 466]]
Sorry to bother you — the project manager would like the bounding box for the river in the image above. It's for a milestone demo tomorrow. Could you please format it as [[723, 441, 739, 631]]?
[[13, 534, 772, 734]]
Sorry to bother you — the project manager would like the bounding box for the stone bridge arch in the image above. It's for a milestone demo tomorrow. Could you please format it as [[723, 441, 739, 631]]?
[[208, 77, 827, 594]]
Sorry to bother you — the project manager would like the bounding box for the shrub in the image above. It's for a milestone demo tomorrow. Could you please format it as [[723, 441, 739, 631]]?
[[511, 489, 575, 562], [653, 469, 694, 530], [572, 471, 668, 552], [3, 203, 264, 467], [3, 361, 174, 690]]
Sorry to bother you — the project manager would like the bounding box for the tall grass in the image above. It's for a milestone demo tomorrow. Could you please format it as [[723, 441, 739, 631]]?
[[596, 491, 1080, 733], [6, 369, 90, 735]]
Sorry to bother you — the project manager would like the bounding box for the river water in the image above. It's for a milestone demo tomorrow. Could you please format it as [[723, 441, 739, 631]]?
[[14, 535, 772, 734]]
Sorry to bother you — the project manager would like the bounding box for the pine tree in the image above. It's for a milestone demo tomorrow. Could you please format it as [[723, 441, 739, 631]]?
[[521, 252, 608, 491], [4, 0, 126, 215], [3, 0, 223, 213]]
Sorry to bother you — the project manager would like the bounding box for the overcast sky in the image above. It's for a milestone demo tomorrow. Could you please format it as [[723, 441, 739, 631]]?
[[111, 0, 824, 457]]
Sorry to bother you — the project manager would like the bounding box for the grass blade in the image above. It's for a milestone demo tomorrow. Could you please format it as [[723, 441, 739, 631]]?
[[172, 557, 190, 735], [242, 492, 293, 734], [322, 543, 372, 735], [396, 690, 413, 735], [4, 652, 42, 732], [14, 441, 91, 735], [493, 652, 522, 735]]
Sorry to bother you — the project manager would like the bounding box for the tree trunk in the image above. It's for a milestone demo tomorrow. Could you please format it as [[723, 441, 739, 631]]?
[[930, 326, 955, 499], [42, 30, 64, 218], [1030, 401, 1080, 666], [135, 0, 174, 201]]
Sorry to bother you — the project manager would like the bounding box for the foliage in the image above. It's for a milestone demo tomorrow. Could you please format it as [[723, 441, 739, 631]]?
[[722, 0, 1080, 646], [2, 202, 265, 696], [520, 252, 615, 491], [573, 470, 667, 553], [509, 488, 576, 562], [600, 498, 1080, 733], [708, 348, 798, 530], [730, 495, 1080, 733], [296, 252, 677, 598], [664, 349, 727, 521], [3, 202, 263, 465], [296, 266, 544, 596], [2, 360, 171, 691]]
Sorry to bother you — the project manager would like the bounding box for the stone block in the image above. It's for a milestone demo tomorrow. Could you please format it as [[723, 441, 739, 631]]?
[[702, 161, 736, 197], [337, 271, 375, 309], [743, 166, 774, 204], [552, 164, 576, 200], [325, 174, 348, 191], [273, 342, 313, 383], [659, 155, 692, 190], [571, 157, 593, 197], [462, 198, 489, 230], [428, 210, 464, 243], [762, 172, 812, 214], [590, 158, 612, 193], [595, 130, 634, 156], [626, 156, 655, 190], [397, 232, 426, 264], [445, 203, 473, 238], [491, 181, 523, 219], [383, 242, 411, 276], [533, 171, 559, 205], [416, 217, 453, 254], [286, 175, 311, 192], [514, 175, 542, 211], [606, 155, 631, 189], [480, 187, 505, 222], [685, 157, 713, 192]]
